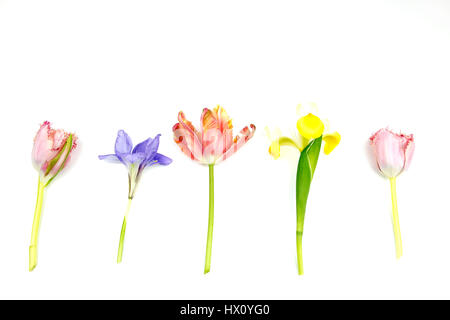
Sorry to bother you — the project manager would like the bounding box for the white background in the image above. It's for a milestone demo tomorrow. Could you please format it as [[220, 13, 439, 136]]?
[[0, 0, 449, 299]]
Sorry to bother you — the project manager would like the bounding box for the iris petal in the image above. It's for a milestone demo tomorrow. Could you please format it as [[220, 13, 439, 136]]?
[[133, 137, 152, 154], [323, 132, 341, 155], [296, 114, 324, 140], [154, 153, 172, 165], [115, 130, 133, 155], [98, 154, 121, 162], [145, 134, 161, 160], [269, 136, 301, 159]]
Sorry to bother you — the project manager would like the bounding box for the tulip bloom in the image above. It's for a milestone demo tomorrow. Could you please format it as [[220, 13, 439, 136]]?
[[173, 106, 255, 273], [267, 106, 340, 275], [29, 121, 78, 271], [99, 130, 172, 263], [370, 128, 415, 258]]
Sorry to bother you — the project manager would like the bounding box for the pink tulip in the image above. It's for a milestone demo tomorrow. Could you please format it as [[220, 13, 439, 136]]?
[[29, 121, 78, 271], [32, 121, 78, 186], [369, 128, 414, 178], [369, 127, 415, 259]]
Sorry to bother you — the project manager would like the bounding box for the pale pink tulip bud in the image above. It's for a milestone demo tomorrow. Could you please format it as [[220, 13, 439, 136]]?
[[32, 121, 78, 186], [369, 128, 414, 178]]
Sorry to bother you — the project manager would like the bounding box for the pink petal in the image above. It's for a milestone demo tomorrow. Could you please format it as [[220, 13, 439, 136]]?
[[369, 128, 415, 178]]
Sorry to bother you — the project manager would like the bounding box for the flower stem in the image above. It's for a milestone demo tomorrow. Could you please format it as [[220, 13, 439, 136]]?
[[204, 164, 214, 274], [296, 231, 303, 275], [390, 177, 402, 259], [29, 177, 45, 272], [117, 198, 132, 263]]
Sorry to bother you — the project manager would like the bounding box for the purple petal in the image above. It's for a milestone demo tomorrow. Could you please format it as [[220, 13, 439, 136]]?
[[154, 153, 172, 165], [133, 137, 152, 154], [145, 134, 161, 160], [115, 130, 133, 155], [120, 152, 146, 165], [98, 154, 121, 162]]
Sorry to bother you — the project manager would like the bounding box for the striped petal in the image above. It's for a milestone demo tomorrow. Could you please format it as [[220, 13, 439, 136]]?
[[173, 123, 202, 161], [216, 124, 256, 163]]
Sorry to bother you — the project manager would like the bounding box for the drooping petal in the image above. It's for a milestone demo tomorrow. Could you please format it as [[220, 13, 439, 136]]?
[[216, 124, 256, 163], [98, 154, 121, 162], [296, 113, 324, 140], [154, 153, 172, 165], [269, 136, 301, 159], [323, 132, 341, 155], [369, 128, 414, 178], [115, 130, 133, 155]]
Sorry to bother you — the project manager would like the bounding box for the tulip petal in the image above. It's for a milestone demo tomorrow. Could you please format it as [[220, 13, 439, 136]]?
[[296, 113, 324, 140], [216, 124, 256, 163], [173, 123, 202, 161], [175, 112, 203, 160], [44, 134, 74, 186], [323, 132, 341, 155], [369, 128, 414, 178]]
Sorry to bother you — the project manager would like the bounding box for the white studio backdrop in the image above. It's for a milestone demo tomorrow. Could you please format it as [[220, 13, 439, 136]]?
[[0, 0, 449, 299]]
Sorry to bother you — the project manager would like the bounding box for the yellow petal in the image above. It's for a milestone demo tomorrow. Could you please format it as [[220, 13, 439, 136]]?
[[296, 113, 324, 140], [268, 140, 281, 159], [268, 136, 301, 159], [323, 132, 341, 155]]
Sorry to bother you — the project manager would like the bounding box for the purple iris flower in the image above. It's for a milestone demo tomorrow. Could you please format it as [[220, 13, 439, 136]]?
[[99, 130, 172, 199]]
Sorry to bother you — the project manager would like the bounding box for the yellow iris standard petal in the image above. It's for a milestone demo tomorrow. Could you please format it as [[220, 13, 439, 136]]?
[[323, 132, 341, 155], [296, 113, 324, 140]]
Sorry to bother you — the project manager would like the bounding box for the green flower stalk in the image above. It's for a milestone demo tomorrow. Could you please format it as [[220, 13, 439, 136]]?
[[267, 106, 340, 275], [369, 128, 415, 259], [99, 130, 172, 263], [29, 121, 78, 271], [172, 106, 256, 274]]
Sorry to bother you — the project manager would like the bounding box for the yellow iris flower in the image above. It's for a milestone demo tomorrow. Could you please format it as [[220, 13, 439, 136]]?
[[267, 105, 341, 275], [268, 112, 341, 159]]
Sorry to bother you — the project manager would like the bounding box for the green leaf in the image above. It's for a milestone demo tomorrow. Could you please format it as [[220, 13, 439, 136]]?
[[295, 136, 322, 234], [44, 134, 73, 187]]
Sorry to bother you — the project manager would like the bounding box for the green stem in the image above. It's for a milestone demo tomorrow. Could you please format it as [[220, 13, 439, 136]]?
[[390, 177, 402, 259], [117, 198, 132, 263], [204, 164, 214, 274], [29, 177, 45, 272], [295, 154, 306, 276], [295, 137, 322, 275], [296, 231, 303, 275]]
